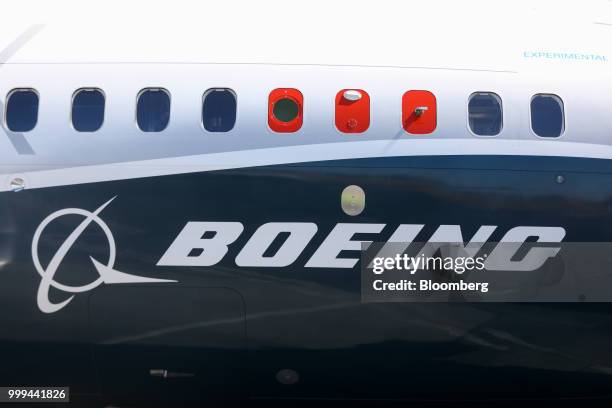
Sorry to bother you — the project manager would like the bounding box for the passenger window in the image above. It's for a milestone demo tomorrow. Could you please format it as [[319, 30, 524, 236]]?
[[6, 89, 39, 132], [268, 88, 303, 133], [202, 88, 236, 132], [136, 88, 170, 132], [531, 94, 564, 137], [274, 98, 299, 122], [468, 92, 502, 136], [72, 88, 105, 132]]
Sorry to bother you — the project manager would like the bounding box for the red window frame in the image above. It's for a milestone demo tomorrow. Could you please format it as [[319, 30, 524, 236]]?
[[268, 88, 303, 133], [335, 89, 370, 133]]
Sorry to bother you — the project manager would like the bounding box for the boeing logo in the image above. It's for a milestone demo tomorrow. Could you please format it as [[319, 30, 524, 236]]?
[[32, 197, 567, 313], [158, 222, 566, 271], [31, 197, 176, 314]]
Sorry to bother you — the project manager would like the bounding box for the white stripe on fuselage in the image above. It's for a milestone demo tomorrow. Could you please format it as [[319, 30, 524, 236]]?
[[3, 138, 612, 192]]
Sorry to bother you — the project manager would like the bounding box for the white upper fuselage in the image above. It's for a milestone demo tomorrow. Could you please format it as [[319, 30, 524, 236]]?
[[1, 0, 612, 191]]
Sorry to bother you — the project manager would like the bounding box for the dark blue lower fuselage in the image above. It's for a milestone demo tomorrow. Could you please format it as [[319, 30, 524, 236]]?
[[2, 155, 612, 405]]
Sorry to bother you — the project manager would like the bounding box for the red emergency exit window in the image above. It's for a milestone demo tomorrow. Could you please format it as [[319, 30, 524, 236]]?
[[268, 88, 303, 133], [402, 90, 437, 134], [335, 89, 370, 133]]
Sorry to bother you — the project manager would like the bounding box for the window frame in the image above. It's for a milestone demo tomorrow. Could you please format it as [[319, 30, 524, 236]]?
[[201, 88, 238, 133], [529, 93, 565, 139], [467, 92, 504, 137], [70, 87, 106, 132], [135, 87, 171, 132], [401, 90, 437, 135], [267, 88, 304, 133], [334, 89, 370, 134], [4, 88, 40, 133]]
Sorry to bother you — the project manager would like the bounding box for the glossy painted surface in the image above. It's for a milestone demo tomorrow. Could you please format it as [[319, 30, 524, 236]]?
[[1, 2, 611, 405], [2, 155, 612, 404]]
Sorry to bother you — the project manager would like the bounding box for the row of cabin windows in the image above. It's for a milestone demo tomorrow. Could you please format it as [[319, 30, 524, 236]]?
[[3, 88, 566, 138]]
